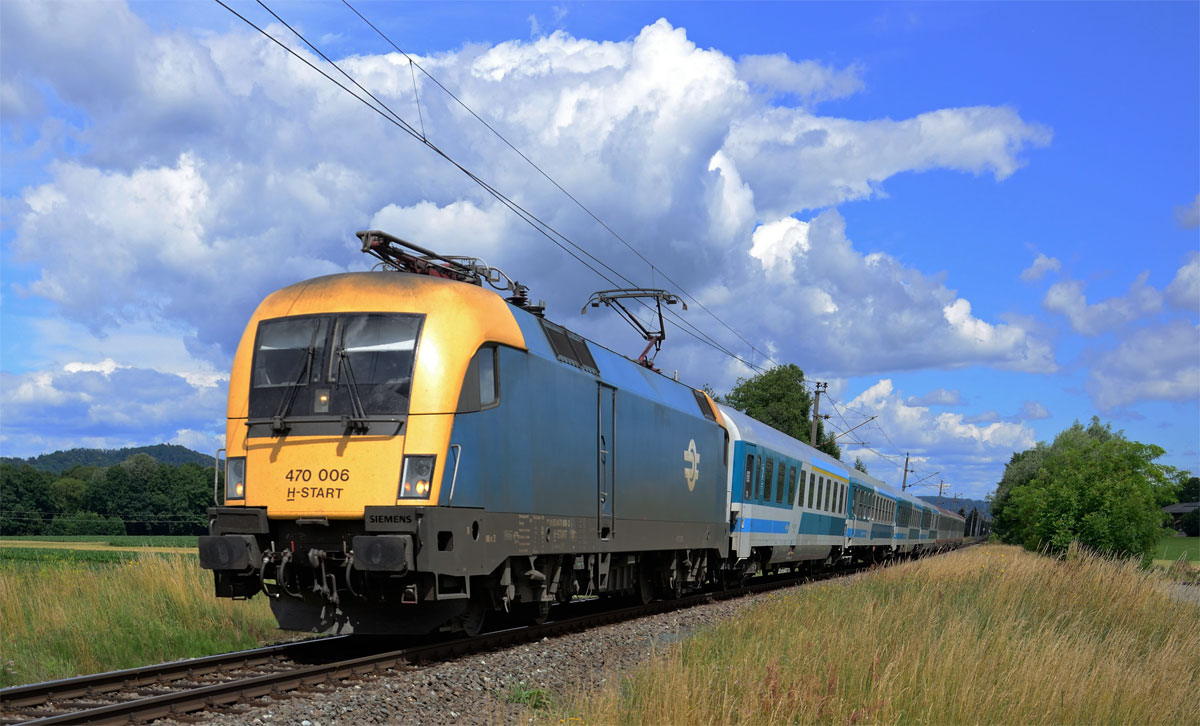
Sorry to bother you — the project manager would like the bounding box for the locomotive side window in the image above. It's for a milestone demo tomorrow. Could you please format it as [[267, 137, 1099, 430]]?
[[763, 459, 774, 502], [479, 347, 498, 407], [787, 467, 797, 506], [456, 345, 500, 412]]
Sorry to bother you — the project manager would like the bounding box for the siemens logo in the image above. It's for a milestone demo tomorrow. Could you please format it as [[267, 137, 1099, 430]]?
[[368, 514, 414, 525]]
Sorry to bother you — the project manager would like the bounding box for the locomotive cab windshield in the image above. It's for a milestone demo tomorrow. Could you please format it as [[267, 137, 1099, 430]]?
[[247, 312, 424, 437]]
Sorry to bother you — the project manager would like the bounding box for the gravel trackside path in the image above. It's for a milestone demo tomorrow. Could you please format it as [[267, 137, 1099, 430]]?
[[151, 580, 828, 726]]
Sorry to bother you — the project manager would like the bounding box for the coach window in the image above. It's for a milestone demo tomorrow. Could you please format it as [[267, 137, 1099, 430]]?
[[826, 480, 833, 511], [807, 473, 815, 508], [814, 477, 823, 512], [744, 455, 754, 500], [756, 456, 763, 500], [839, 483, 845, 514], [776, 463, 786, 503], [763, 459, 775, 502], [787, 467, 797, 506]]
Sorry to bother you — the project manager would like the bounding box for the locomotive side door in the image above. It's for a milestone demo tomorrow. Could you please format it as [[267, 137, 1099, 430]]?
[[597, 383, 615, 539]]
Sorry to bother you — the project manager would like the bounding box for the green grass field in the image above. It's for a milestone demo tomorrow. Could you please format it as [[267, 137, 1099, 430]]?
[[0, 535, 198, 548], [0, 543, 280, 687], [1156, 535, 1199, 562], [544, 545, 1200, 725]]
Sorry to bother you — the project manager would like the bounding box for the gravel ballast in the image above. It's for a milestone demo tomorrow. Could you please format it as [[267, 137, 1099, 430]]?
[[153, 580, 829, 726]]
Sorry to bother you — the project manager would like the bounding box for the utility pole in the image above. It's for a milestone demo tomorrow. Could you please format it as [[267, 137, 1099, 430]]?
[[810, 382, 828, 447], [938, 479, 946, 508], [901, 453, 913, 490]]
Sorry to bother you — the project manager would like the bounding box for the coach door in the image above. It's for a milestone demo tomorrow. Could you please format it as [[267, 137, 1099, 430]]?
[[597, 383, 615, 539]]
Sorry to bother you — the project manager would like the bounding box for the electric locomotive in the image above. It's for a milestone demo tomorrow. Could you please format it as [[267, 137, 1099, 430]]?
[[199, 231, 730, 634]]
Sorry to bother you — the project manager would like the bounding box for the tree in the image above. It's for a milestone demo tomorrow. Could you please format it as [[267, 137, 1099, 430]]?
[[49, 477, 88, 514], [990, 417, 1173, 561], [853, 457, 868, 473], [722, 364, 841, 459], [0, 464, 55, 535], [1179, 509, 1200, 537], [1179, 476, 1199, 503]]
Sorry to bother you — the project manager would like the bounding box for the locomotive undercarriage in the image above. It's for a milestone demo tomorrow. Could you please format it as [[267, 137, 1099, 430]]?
[[201, 506, 735, 635]]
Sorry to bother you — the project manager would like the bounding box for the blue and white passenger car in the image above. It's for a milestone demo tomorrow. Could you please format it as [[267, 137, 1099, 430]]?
[[844, 473, 902, 562], [719, 405, 851, 572]]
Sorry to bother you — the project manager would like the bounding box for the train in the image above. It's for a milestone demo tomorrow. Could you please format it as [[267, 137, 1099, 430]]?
[[198, 230, 973, 635]]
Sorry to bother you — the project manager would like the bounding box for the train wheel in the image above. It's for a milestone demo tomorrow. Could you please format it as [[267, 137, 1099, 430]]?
[[460, 596, 488, 637], [637, 567, 655, 605], [525, 599, 551, 625]]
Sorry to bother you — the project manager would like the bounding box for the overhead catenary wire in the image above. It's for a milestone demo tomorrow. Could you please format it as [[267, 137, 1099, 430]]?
[[339, 0, 780, 371], [215, 0, 770, 375]]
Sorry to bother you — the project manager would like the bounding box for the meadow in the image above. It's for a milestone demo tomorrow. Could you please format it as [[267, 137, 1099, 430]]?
[[546, 544, 1200, 725], [1155, 535, 1199, 564], [0, 535, 198, 548], [0, 544, 281, 687]]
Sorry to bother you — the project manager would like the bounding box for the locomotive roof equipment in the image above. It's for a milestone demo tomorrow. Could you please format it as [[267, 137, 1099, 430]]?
[[357, 229, 544, 315], [581, 288, 686, 370]]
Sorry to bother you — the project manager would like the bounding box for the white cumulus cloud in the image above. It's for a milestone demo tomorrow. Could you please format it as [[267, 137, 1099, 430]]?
[[1020, 253, 1061, 282], [737, 53, 864, 105], [1166, 251, 1200, 314], [1087, 320, 1200, 410], [1043, 272, 1163, 336]]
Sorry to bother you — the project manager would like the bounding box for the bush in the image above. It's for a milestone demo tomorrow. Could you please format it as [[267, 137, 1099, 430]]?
[[46, 512, 126, 536], [991, 418, 1173, 561]]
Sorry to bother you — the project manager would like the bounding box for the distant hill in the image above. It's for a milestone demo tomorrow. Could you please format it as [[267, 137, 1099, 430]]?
[[919, 495, 990, 518], [1, 444, 215, 474]]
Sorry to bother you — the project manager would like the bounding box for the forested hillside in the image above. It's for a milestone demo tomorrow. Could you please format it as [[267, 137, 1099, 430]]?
[[0, 444, 214, 474], [0, 451, 216, 536], [918, 496, 989, 517]]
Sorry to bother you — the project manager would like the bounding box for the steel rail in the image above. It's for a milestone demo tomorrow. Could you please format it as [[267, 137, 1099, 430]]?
[[0, 637, 352, 711]]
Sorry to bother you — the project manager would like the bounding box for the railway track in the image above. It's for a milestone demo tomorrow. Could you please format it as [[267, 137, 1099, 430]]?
[[0, 559, 899, 725]]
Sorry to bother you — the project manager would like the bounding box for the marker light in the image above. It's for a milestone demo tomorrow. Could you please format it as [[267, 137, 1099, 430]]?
[[399, 455, 436, 499], [314, 388, 331, 413], [226, 457, 246, 501]]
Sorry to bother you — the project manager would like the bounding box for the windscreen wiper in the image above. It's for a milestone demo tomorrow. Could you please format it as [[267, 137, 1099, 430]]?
[[271, 346, 314, 434], [336, 348, 371, 434]]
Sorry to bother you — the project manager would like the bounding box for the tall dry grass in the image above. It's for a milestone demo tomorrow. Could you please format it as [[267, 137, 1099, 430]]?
[[0, 553, 281, 686], [553, 544, 1200, 725]]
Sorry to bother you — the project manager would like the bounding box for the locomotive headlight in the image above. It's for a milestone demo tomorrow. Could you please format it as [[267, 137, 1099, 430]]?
[[399, 455, 436, 499], [314, 387, 331, 414], [226, 457, 246, 501]]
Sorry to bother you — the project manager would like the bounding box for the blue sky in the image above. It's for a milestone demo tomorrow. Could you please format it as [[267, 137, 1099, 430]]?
[[2, 1, 1196, 500]]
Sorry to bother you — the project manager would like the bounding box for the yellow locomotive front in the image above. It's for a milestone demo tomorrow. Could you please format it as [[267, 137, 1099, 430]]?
[[200, 267, 525, 632]]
